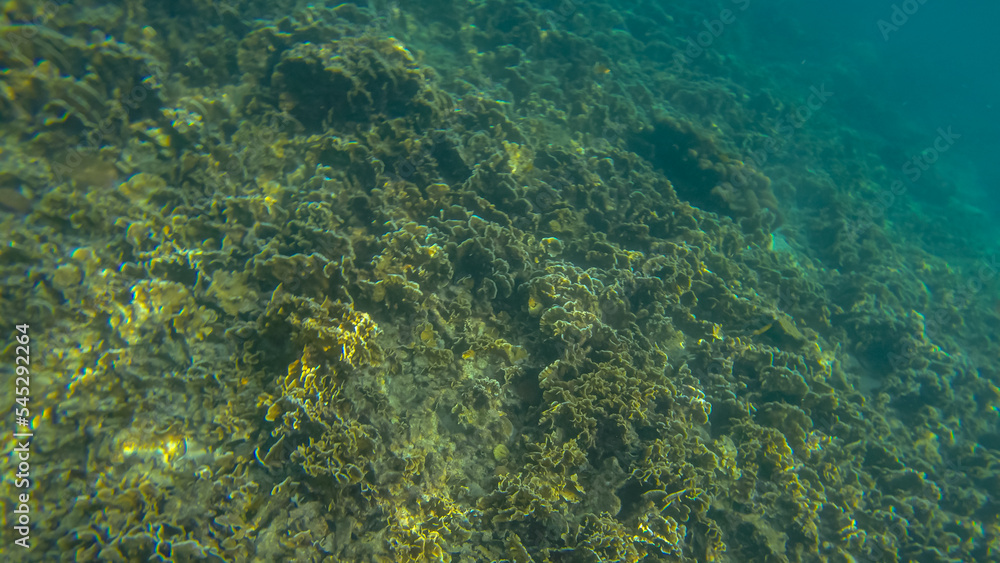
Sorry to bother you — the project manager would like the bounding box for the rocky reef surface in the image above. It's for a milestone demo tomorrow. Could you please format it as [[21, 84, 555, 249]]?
[[1, 0, 999, 561]]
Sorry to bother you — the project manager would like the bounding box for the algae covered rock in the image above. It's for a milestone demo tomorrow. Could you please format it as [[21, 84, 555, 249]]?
[[271, 36, 446, 132], [5, 0, 1000, 561]]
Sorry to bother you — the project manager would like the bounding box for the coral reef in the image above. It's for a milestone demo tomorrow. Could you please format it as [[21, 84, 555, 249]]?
[[1, 0, 999, 562]]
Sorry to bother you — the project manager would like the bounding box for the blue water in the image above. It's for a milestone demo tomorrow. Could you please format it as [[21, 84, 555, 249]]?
[[741, 0, 1000, 222]]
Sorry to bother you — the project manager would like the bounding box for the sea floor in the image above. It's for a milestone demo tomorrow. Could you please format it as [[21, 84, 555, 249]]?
[[1, 1, 999, 561]]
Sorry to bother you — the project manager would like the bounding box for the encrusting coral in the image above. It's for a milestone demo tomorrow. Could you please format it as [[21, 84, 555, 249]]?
[[2, 0, 999, 561]]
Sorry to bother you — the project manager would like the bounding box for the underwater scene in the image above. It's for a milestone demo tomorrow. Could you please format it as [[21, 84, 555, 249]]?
[[2, 0, 999, 561]]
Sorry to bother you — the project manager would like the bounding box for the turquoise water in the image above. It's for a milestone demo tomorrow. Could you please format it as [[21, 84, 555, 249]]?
[[1, 1, 998, 561]]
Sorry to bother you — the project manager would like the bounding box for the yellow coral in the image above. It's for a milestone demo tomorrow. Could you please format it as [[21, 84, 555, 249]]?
[[291, 302, 381, 367], [110, 279, 215, 344]]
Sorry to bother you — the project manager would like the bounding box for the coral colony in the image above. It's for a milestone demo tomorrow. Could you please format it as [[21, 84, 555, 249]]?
[[1, 1, 998, 561]]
